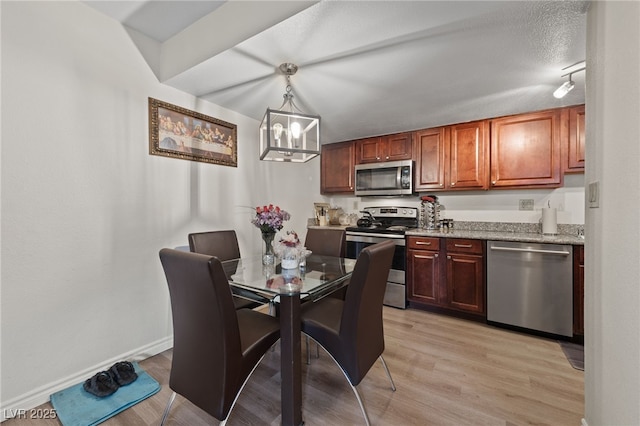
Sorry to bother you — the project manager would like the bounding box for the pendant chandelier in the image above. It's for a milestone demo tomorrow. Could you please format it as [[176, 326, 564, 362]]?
[[259, 63, 321, 162]]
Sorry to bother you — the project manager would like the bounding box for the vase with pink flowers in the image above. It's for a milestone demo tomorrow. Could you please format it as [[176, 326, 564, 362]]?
[[251, 204, 290, 265]]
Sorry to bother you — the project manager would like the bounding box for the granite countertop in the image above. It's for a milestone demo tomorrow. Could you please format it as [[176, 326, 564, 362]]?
[[406, 228, 585, 245], [309, 221, 585, 245]]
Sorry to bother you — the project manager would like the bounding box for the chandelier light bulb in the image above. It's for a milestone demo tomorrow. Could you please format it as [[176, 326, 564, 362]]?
[[272, 123, 284, 142], [290, 122, 301, 139]]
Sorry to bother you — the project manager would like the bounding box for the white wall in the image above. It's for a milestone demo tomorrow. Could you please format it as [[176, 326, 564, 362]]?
[[0, 1, 323, 415], [584, 2, 640, 425]]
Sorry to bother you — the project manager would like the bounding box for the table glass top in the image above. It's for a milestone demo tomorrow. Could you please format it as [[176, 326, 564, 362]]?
[[221, 254, 356, 297]]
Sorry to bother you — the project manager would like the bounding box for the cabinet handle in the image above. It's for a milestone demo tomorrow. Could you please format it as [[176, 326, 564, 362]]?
[[434, 253, 439, 258], [440, 183, 444, 187], [451, 182, 456, 186], [386, 156, 390, 160], [415, 241, 432, 245], [447, 255, 451, 259], [414, 254, 431, 259], [376, 157, 381, 160], [454, 243, 473, 248], [492, 181, 496, 185]]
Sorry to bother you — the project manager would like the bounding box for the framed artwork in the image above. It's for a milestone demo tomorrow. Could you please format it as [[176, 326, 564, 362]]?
[[148, 97, 237, 167]]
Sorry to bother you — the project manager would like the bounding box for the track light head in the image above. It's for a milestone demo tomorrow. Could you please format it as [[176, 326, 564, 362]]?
[[553, 79, 575, 99], [553, 61, 585, 99]]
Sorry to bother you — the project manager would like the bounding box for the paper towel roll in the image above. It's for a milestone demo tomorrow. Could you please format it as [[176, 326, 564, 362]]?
[[542, 207, 557, 235]]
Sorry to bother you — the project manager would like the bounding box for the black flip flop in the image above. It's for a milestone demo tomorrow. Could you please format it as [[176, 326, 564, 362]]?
[[83, 371, 119, 397], [108, 361, 138, 386]]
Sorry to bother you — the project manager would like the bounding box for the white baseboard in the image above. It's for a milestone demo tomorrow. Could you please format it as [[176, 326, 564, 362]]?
[[0, 336, 173, 422]]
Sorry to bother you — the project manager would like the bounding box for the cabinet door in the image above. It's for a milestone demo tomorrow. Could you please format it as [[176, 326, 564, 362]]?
[[490, 110, 562, 188], [385, 132, 413, 162], [567, 105, 585, 172], [321, 141, 355, 194], [407, 248, 441, 305], [413, 127, 447, 190], [446, 253, 485, 314], [448, 120, 489, 190], [355, 137, 383, 164], [356, 133, 412, 163]]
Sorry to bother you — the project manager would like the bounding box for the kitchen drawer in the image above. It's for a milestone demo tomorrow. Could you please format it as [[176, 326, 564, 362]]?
[[446, 238, 483, 254], [408, 236, 440, 250]]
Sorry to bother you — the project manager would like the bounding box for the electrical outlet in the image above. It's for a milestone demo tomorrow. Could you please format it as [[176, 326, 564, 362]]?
[[519, 199, 534, 211]]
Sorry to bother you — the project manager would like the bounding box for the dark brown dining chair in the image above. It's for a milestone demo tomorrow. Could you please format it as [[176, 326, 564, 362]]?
[[304, 228, 346, 258], [188, 230, 267, 310], [302, 228, 347, 362], [159, 249, 280, 425], [301, 239, 396, 426]]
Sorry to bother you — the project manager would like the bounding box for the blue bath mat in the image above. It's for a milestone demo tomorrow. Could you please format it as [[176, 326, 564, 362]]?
[[50, 362, 160, 426]]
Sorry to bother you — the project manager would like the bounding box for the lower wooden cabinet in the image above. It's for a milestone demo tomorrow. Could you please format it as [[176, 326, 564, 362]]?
[[445, 239, 485, 314], [406, 237, 441, 305], [407, 236, 486, 318]]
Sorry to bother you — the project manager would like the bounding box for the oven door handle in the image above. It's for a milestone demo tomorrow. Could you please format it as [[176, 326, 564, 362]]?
[[346, 233, 406, 245]]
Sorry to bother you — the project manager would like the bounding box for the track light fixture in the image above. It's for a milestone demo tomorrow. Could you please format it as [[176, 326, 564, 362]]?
[[259, 63, 321, 162], [553, 61, 585, 99]]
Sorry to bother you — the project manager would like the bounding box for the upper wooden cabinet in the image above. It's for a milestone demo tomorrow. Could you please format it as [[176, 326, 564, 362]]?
[[490, 109, 562, 189], [355, 132, 412, 164], [320, 141, 355, 194], [566, 105, 585, 173], [414, 127, 447, 190], [448, 120, 490, 190], [414, 120, 488, 191]]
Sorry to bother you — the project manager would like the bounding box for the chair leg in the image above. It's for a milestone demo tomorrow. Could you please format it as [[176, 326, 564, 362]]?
[[160, 391, 176, 426], [379, 355, 396, 391], [349, 382, 371, 426], [305, 336, 321, 364], [304, 334, 371, 425], [222, 348, 276, 423]]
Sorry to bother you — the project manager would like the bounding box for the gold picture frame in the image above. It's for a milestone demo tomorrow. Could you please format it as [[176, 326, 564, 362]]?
[[149, 97, 237, 167]]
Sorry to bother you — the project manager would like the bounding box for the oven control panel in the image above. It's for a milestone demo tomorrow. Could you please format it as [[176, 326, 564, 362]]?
[[362, 206, 418, 219]]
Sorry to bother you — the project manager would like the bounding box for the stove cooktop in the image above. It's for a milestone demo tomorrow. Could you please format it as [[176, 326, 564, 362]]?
[[347, 206, 419, 235]]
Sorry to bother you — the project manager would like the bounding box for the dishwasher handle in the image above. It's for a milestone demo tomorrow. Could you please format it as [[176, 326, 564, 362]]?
[[489, 245, 571, 256]]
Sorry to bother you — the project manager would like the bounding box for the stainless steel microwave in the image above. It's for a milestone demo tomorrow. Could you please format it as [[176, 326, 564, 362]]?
[[354, 160, 413, 196]]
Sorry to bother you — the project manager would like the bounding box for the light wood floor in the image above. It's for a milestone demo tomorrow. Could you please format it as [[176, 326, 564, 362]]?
[[5, 308, 584, 425]]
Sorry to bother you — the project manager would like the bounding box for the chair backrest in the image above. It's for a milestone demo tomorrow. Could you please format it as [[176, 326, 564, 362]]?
[[159, 248, 243, 420], [188, 230, 240, 261], [304, 228, 345, 257], [339, 239, 396, 385]]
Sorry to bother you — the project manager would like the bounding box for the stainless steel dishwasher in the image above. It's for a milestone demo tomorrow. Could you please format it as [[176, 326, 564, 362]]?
[[487, 240, 573, 337]]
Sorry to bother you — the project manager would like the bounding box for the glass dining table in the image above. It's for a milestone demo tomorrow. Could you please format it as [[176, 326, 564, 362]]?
[[221, 254, 356, 426]]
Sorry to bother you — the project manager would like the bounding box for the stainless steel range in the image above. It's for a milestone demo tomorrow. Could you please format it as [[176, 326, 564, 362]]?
[[345, 206, 418, 309]]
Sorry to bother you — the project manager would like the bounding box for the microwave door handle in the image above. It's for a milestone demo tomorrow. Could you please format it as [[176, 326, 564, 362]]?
[[397, 166, 402, 188]]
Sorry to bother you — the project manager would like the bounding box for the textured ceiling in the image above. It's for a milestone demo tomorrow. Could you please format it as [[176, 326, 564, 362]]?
[[84, 0, 588, 144]]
